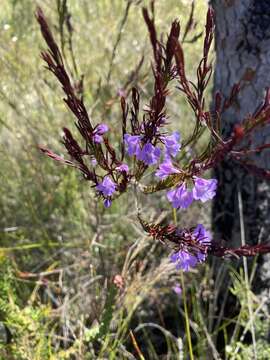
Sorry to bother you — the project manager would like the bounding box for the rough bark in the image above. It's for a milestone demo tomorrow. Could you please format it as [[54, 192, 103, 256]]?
[[211, 0, 270, 288]]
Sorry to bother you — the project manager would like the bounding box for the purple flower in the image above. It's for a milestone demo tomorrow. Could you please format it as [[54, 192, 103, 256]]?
[[95, 123, 109, 135], [137, 143, 161, 165], [193, 177, 218, 202], [93, 123, 109, 143], [155, 159, 180, 179], [192, 224, 212, 262], [167, 183, 193, 209], [170, 250, 199, 272], [124, 134, 141, 157], [104, 199, 112, 208], [93, 134, 103, 143], [117, 88, 126, 98], [96, 176, 116, 197], [91, 158, 97, 166], [193, 224, 212, 244], [116, 163, 129, 173], [162, 131, 181, 157], [172, 283, 182, 295], [170, 224, 212, 271]]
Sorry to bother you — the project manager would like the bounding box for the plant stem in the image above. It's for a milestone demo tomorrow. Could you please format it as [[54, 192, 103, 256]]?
[[173, 208, 194, 360], [130, 330, 145, 360], [180, 272, 194, 360], [237, 188, 257, 360]]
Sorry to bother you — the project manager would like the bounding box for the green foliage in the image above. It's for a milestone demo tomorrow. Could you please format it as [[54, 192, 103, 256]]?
[[0, 257, 52, 359]]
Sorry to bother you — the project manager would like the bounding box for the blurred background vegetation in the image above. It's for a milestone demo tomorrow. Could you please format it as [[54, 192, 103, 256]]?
[[0, 0, 269, 359]]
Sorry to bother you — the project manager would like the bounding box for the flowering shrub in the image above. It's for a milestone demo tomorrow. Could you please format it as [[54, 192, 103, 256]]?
[[36, 4, 270, 272]]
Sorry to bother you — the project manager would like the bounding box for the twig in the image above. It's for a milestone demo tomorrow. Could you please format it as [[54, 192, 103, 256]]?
[[106, 1, 132, 84], [236, 187, 257, 359], [129, 330, 145, 360]]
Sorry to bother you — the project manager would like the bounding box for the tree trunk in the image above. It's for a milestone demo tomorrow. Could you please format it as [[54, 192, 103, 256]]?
[[211, 0, 270, 288]]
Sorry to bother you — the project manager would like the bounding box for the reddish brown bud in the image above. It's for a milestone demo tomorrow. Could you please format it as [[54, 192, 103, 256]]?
[[233, 124, 245, 140]]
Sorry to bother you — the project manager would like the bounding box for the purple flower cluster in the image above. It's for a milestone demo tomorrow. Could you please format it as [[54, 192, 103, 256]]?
[[124, 131, 217, 211], [167, 177, 217, 209], [94, 127, 217, 211], [170, 224, 212, 271], [124, 131, 181, 166]]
